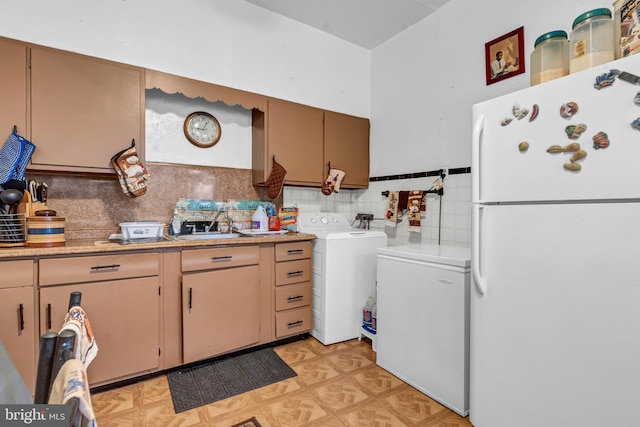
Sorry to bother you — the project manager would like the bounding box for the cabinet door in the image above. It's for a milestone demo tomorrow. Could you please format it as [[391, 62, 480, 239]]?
[[266, 98, 324, 186], [30, 46, 144, 174], [182, 265, 259, 363], [324, 111, 370, 188], [0, 286, 36, 394], [40, 277, 160, 385], [0, 37, 27, 137]]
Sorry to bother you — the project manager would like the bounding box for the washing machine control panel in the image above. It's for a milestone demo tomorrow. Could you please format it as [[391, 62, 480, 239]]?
[[298, 212, 352, 232]]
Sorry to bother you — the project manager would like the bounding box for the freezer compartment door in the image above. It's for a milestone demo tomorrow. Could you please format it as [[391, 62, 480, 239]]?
[[470, 202, 640, 427], [472, 54, 640, 203]]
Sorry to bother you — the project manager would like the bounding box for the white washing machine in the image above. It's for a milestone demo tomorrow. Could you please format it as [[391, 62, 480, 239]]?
[[298, 212, 388, 345]]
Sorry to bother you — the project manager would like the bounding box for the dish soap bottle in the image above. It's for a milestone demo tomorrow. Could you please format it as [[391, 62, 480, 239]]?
[[252, 205, 268, 231]]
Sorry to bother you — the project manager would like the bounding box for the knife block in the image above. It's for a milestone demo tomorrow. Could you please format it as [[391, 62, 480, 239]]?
[[17, 191, 47, 217]]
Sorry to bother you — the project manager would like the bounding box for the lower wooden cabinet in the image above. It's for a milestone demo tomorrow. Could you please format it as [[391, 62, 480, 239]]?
[[181, 245, 261, 363], [182, 265, 260, 363], [38, 252, 161, 386], [0, 286, 36, 394], [274, 241, 312, 339], [39, 277, 160, 385], [1, 240, 314, 389]]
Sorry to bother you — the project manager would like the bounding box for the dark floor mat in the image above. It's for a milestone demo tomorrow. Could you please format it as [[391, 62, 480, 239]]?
[[167, 347, 297, 413]]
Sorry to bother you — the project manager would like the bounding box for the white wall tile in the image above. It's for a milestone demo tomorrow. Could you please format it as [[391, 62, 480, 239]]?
[[283, 172, 471, 247]]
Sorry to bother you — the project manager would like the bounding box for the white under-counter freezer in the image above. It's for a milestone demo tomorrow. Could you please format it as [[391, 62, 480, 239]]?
[[376, 243, 470, 416]]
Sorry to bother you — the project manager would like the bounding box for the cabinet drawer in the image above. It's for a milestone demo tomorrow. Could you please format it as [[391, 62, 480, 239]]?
[[39, 253, 160, 286], [275, 306, 311, 338], [275, 259, 311, 286], [275, 241, 312, 262], [0, 260, 34, 289], [182, 246, 259, 272], [275, 282, 311, 311]]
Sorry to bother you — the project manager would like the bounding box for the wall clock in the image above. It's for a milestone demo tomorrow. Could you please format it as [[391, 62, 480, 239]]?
[[183, 111, 221, 148]]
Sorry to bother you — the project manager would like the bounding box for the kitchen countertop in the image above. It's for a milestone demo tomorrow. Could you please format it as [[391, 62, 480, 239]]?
[[0, 232, 317, 259]]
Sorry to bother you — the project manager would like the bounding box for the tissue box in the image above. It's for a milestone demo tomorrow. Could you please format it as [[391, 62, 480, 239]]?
[[120, 221, 164, 239]]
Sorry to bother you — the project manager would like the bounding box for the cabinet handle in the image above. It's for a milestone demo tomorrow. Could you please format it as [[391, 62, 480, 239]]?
[[47, 303, 52, 330], [287, 249, 303, 255], [287, 295, 304, 302], [287, 270, 303, 277], [90, 264, 121, 271], [188, 288, 193, 311], [287, 320, 303, 328], [18, 304, 24, 331], [211, 256, 232, 262]]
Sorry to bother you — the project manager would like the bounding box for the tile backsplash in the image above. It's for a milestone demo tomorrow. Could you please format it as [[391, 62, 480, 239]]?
[[283, 172, 471, 247], [24, 161, 469, 247]]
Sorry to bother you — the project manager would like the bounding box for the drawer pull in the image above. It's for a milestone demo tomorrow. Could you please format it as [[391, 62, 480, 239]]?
[[47, 303, 52, 330], [18, 304, 24, 331], [211, 256, 232, 262], [287, 249, 303, 254], [287, 320, 303, 328], [287, 295, 304, 302], [188, 288, 193, 311], [287, 270, 303, 277], [90, 264, 121, 271]]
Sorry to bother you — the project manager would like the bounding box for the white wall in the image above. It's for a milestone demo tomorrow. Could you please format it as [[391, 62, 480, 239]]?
[[0, 0, 371, 117], [370, 0, 610, 176], [145, 90, 253, 169], [359, 0, 610, 247]]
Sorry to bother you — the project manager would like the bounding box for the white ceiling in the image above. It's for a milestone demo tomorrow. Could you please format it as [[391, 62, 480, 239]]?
[[242, 0, 450, 49]]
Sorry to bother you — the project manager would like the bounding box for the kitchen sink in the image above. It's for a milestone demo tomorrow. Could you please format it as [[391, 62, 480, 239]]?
[[173, 233, 239, 240]]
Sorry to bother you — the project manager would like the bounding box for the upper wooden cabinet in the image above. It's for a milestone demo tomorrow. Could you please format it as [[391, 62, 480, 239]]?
[[253, 98, 325, 187], [252, 98, 370, 189], [30, 46, 144, 174], [324, 111, 370, 188], [0, 38, 27, 137], [145, 69, 266, 111]]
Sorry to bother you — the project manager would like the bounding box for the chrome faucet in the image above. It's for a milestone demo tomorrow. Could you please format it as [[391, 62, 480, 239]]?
[[209, 208, 234, 233]]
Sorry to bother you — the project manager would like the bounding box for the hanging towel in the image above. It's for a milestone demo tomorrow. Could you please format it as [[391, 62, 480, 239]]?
[[49, 358, 96, 427], [398, 191, 410, 210], [329, 168, 346, 192], [59, 306, 98, 369], [407, 190, 424, 233], [385, 191, 400, 227], [0, 129, 36, 185]]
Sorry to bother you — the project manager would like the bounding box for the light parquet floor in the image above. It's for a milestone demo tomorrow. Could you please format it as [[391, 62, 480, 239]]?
[[91, 336, 473, 427]]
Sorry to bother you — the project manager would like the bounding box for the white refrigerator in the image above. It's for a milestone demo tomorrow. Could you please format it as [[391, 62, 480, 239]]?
[[471, 54, 640, 427]]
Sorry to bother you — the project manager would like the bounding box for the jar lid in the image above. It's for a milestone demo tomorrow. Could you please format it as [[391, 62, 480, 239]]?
[[572, 8, 612, 29], [534, 30, 568, 47]]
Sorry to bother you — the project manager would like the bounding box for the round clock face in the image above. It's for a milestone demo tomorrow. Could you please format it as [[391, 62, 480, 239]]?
[[183, 112, 221, 148]]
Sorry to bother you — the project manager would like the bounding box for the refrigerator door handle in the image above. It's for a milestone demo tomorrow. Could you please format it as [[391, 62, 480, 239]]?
[[472, 204, 487, 294], [472, 113, 485, 204]]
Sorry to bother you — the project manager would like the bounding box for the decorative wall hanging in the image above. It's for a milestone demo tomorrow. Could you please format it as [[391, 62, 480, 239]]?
[[485, 27, 525, 85]]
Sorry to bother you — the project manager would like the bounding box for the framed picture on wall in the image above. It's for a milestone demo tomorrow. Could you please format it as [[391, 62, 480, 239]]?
[[485, 26, 525, 85]]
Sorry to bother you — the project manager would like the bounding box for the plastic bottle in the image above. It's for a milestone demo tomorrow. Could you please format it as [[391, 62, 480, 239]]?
[[371, 304, 377, 330], [252, 205, 268, 231], [363, 296, 374, 326]]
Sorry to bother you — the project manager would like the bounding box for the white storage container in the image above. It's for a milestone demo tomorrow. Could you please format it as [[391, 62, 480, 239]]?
[[530, 30, 570, 86], [120, 221, 164, 239], [570, 8, 615, 73]]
